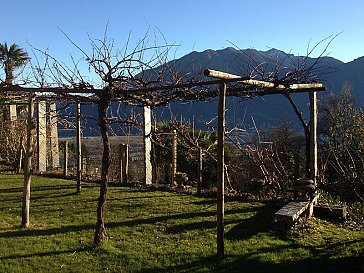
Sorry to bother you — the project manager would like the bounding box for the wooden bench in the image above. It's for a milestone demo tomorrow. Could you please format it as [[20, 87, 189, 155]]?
[[274, 193, 320, 226]]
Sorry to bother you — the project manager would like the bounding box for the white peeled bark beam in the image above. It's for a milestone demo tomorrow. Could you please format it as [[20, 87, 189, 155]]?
[[204, 69, 247, 80], [204, 69, 323, 90]]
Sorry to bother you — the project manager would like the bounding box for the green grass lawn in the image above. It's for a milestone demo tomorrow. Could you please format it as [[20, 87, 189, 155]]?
[[0, 172, 363, 273]]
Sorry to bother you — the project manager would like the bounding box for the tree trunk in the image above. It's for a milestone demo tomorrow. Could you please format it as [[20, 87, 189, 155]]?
[[283, 94, 311, 179], [93, 96, 110, 246], [22, 92, 35, 228]]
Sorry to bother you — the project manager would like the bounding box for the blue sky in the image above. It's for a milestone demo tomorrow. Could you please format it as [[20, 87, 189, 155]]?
[[1, 0, 363, 64]]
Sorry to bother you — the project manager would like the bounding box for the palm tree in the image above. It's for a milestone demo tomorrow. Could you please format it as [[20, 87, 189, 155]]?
[[0, 42, 30, 85], [0, 43, 30, 121]]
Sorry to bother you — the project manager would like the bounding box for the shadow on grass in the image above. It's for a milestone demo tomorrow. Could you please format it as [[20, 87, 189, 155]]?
[[225, 205, 276, 241], [30, 184, 78, 192], [0, 247, 91, 261], [109, 194, 176, 201], [165, 204, 277, 237], [0, 210, 215, 238], [137, 254, 364, 273], [30, 191, 82, 201], [0, 187, 23, 194], [0, 203, 275, 240], [190, 198, 216, 206], [166, 206, 267, 234], [167, 220, 216, 233], [0, 184, 80, 195], [0, 224, 95, 238], [135, 241, 364, 273]]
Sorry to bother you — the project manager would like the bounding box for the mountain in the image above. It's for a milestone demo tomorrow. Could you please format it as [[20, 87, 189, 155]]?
[[328, 56, 364, 102], [59, 47, 364, 136], [158, 47, 364, 128], [151, 47, 362, 131]]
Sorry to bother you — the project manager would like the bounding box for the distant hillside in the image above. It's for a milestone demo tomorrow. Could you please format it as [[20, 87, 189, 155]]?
[[60, 47, 364, 136], [150, 47, 363, 131]]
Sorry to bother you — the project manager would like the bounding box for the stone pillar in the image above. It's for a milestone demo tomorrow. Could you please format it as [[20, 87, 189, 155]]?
[[143, 106, 153, 185], [9, 104, 17, 122], [37, 101, 47, 172], [48, 102, 59, 168]]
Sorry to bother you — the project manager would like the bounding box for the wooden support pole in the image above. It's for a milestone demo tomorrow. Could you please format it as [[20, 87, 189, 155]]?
[[22, 92, 35, 228], [17, 146, 23, 173], [143, 106, 153, 185], [63, 141, 68, 177], [76, 101, 82, 193], [17, 136, 24, 173], [309, 91, 318, 218], [309, 91, 318, 185], [171, 130, 177, 186], [197, 147, 203, 195], [119, 143, 129, 184], [118, 144, 123, 183], [217, 82, 226, 259]]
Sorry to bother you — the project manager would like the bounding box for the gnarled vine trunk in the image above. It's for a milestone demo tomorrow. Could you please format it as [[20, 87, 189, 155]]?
[[94, 95, 111, 246]]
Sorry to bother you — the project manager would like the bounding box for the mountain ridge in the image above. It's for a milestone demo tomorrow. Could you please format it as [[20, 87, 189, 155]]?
[[60, 47, 364, 136]]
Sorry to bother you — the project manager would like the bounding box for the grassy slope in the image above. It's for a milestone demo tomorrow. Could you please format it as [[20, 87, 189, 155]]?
[[0, 173, 363, 273]]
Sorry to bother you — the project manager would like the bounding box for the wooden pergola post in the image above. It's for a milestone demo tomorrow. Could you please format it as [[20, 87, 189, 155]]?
[[309, 91, 318, 185], [22, 92, 36, 228], [308, 91, 318, 218], [17, 136, 24, 173], [63, 141, 69, 177], [119, 143, 129, 184], [217, 82, 226, 259], [197, 147, 203, 195], [76, 101, 82, 193], [171, 130, 177, 186]]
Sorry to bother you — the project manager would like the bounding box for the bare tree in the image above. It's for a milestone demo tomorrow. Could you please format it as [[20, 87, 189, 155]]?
[[71, 29, 186, 246]]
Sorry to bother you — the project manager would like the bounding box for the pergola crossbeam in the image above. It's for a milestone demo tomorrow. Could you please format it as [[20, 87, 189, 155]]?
[[204, 69, 324, 90]]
